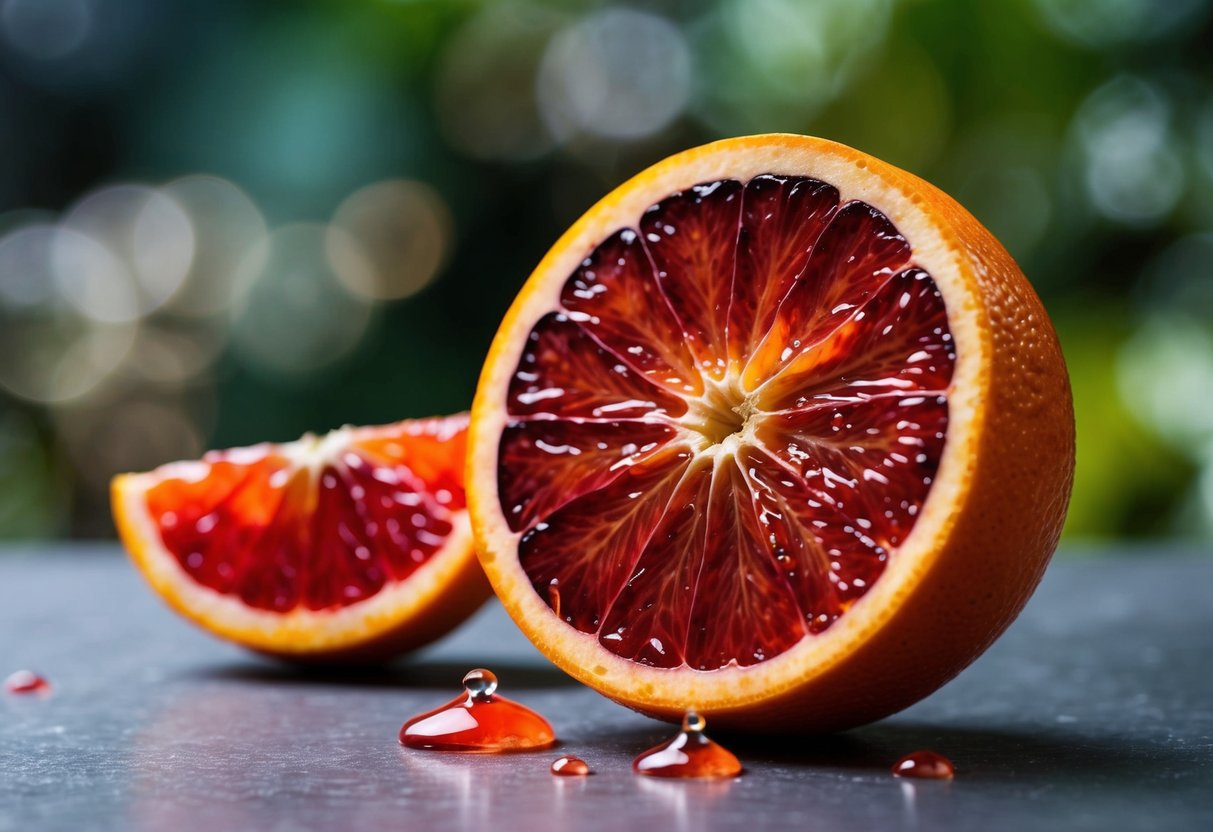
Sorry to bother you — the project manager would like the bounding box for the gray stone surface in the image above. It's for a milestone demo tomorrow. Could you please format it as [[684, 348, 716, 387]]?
[[1, 545, 1211, 831]]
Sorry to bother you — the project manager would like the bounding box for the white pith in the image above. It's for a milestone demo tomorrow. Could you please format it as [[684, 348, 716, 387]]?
[[470, 135, 983, 709]]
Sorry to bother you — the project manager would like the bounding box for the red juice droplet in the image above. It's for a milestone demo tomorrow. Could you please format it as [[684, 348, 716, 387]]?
[[399, 669, 556, 753], [5, 670, 51, 695], [892, 750, 955, 779], [551, 755, 591, 776], [633, 711, 741, 779]]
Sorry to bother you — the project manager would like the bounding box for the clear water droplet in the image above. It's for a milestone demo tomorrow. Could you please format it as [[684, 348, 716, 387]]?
[[462, 668, 498, 700]]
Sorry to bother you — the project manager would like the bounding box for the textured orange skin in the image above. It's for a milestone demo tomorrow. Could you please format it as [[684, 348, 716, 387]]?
[[246, 558, 492, 665], [470, 135, 1075, 733]]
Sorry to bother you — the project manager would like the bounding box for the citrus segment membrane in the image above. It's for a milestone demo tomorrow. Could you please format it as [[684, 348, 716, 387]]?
[[641, 180, 743, 381], [561, 229, 701, 397], [497, 175, 956, 671], [517, 446, 694, 634], [507, 313, 687, 421], [727, 175, 839, 366], [145, 419, 467, 613], [741, 201, 911, 390], [499, 419, 678, 532]]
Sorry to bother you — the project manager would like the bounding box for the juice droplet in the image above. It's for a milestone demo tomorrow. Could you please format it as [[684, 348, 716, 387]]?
[[550, 755, 591, 776], [5, 670, 51, 695], [632, 710, 742, 779], [399, 668, 556, 753], [892, 750, 955, 779]]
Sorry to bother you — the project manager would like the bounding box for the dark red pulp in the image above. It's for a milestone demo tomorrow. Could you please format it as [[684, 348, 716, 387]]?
[[146, 423, 466, 612], [498, 175, 955, 671]]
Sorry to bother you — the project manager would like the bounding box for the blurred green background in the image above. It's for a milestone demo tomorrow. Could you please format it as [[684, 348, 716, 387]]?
[[0, 0, 1210, 541]]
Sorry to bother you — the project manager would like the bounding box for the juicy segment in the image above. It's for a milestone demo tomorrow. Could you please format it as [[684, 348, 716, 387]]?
[[497, 175, 956, 671], [145, 420, 467, 613]]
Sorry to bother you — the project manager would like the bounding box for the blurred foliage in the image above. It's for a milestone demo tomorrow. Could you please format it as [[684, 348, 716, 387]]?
[[0, 0, 1211, 541]]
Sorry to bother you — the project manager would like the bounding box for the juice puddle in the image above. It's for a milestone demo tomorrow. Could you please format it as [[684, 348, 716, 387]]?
[[399, 669, 556, 753], [5, 670, 51, 694], [891, 750, 955, 779], [633, 711, 741, 779], [551, 755, 591, 776]]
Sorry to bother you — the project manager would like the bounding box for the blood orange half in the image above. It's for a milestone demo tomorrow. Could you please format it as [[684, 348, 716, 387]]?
[[112, 415, 490, 661], [468, 135, 1074, 732]]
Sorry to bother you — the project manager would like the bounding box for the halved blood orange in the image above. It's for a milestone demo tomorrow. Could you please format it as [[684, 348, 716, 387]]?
[[112, 415, 490, 662], [468, 135, 1074, 732]]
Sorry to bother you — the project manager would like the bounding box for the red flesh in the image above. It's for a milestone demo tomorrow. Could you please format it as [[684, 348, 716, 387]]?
[[144, 419, 467, 612], [499, 176, 955, 670]]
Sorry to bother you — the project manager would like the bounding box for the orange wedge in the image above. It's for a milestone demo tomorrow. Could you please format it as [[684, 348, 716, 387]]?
[[113, 415, 490, 661]]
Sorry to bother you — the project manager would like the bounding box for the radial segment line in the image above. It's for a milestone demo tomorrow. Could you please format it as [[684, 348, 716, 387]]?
[[718, 177, 748, 370], [634, 220, 711, 380], [593, 451, 707, 643], [759, 390, 948, 474], [731, 453, 814, 637], [556, 306, 699, 414], [509, 430, 688, 538], [742, 261, 910, 400], [764, 388, 949, 420], [742, 192, 840, 354], [671, 453, 731, 667], [743, 438, 884, 559], [507, 413, 679, 426]]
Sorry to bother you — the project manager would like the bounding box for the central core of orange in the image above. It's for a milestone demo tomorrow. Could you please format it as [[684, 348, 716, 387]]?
[[684, 378, 754, 447]]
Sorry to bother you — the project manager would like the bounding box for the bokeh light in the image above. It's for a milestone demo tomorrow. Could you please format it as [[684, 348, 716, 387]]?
[[435, 3, 565, 161], [0, 224, 137, 404], [1031, 0, 1209, 48], [0, 0, 154, 92], [229, 224, 374, 379], [328, 179, 452, 301], [50, 226, 140, 324], [158, 175, 268, 318], [536, 8, 691, 143], [0, 0, 92, 61], [0, 223, 57, 308], [1072, 75, 1184, 227], [694, 0, 893, 133], [61, 184, 195, 316], [120, 321, 225, 386], [1119, 318, 1213, 456]]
